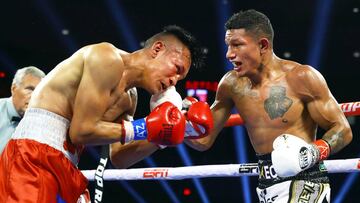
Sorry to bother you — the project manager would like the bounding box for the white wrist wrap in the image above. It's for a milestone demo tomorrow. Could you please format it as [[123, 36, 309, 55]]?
[[123, 121, 135, 144]]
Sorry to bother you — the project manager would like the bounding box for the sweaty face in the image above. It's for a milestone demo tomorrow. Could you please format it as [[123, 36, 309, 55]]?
[[225, 29, 262, 77], [11, 74, 42, 117], [147, 41, 191, 94]]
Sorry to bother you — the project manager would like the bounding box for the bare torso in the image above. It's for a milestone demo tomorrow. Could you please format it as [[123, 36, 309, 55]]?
[[30, 44, 136, 123], [225, 60, 317, 154]]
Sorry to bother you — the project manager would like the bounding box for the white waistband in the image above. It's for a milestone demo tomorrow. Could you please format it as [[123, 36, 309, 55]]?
[[12, 108, 79, 165]]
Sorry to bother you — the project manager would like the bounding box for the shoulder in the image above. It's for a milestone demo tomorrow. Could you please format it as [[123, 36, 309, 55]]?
[[85, 42, 118, 56], [87, 42, 117, 51], [82, 43, 127, 77], [83, 42, 124, 66], [286, 63, 328, 99], [0, 97, 10, 107], [0, 98, 10, 116], [80, 43, 126, 87], [218, 71, 240, 88], [217, 70, 249, 97], [287, 63, 326, 87], [0, 97, 7, 104], [0, 98, 8, 110]]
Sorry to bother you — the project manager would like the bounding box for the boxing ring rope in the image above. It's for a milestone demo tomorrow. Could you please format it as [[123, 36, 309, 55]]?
[[82, 101, 360, 181], [82, 158, 360, 181]]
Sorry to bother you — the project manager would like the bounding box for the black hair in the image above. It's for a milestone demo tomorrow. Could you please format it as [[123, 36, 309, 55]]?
[[225, 9, 274, 45], [145, 25, 205, 69]]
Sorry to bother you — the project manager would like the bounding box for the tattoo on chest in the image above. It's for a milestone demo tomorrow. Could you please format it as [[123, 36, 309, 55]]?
[[264, 86, 293, 120]]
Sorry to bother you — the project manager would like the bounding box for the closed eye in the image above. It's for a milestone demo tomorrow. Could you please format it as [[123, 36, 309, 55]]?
[[231, 43, 243, 48], [25, 86, 35, 91], [176, 65, 184, 74]]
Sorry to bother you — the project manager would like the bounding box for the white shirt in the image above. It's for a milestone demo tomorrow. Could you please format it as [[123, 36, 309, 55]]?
[[0, 97, 20, 153]]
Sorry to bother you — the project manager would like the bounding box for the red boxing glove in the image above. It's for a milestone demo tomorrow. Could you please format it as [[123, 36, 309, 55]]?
[[182, 96, 198, 111], [121, 102, 186, 146], [314, 139, 331, 161], [182, 97, 213, 139], [146, 102, 186, 146]]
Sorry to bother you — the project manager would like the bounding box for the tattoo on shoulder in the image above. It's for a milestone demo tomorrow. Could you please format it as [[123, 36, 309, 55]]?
[[230, 77, 254, 98], [264, 86, 293, 120]]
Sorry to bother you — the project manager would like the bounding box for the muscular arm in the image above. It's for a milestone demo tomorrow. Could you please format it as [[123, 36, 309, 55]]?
[[110, 141, 159, 169], [294, 66, 353, 154], [109, 88, 160, 169], [185, 72, 235, 151], [110, 124, 160, 169], [69, 43, 126, 145]]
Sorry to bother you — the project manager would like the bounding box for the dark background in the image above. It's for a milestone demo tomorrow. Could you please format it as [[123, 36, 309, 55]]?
[[0, 0, 359, 202]]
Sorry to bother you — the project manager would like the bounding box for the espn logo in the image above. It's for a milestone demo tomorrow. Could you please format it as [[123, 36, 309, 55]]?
[[143, 168, 169, 178]]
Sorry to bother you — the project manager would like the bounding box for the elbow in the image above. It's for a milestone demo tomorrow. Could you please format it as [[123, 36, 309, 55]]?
[[343, 124, 353, 146], [69, 131, 86, 145], [196, 136, 216, 151], [110, 155, 130, 169], [69, 124, 93, 145], [109, 156, 126, 169], [109, 145, 128, 169], [196, 144, 212, 152], [70, 134, 83, 145], [186, 139, 213, 152], [69, 131, 83, 145]]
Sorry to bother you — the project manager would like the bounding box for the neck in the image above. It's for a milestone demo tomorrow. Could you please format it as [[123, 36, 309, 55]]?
[[118, 50, 149, 91], [248, 53, 283, 86]]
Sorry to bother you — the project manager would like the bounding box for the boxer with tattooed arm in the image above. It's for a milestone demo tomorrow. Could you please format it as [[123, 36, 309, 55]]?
[[185, 9, 352, 202]]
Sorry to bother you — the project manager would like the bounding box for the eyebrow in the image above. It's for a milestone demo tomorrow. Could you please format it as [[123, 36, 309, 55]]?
[[28, 85, 36, 88], [175, 48, 190, 60]]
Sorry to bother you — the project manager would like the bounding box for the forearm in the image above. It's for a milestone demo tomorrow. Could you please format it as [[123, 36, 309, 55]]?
[[184, 132, 218, 151], [70, 120, 123, 145], [185, 112, 230, 151], [321, 123, 353, 155], [185, 139, 211, 151], [110, 141, 159, 169]]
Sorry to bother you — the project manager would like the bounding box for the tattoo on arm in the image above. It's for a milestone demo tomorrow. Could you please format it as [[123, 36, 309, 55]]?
[[322, 131, 345, 154], [264, 86, 293, 120]]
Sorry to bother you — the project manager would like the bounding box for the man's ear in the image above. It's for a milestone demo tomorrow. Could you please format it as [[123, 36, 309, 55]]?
[[150, 41, 165, 58], [259, 38, 270, 54], [11, 84, 16, 95]]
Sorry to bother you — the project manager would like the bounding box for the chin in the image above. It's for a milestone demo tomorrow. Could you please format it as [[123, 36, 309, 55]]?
[[236, 71, 245, 77], [148, 86, 159, 95], [143, 83, 156, 95], [150, 90, 158, 95]]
